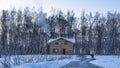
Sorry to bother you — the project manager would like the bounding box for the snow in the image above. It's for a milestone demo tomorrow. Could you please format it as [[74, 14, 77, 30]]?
[[14, 63, 44, 68], [2, 55, 120, 68], [13, 55, 79, 68], [88, 55, 120, 68], [47, 37, 76, 44]]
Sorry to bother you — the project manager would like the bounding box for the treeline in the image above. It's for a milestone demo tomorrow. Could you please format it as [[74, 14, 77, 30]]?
[[0, 8, 120, 55], [75, 11, 120, 55], [47, 10, 120, 55], [0, 8, 49, 55]]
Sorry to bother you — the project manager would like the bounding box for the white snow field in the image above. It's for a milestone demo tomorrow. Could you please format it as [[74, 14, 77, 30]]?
[[13, 55, 80, 68], [0, 55, 80, 68], [1, 55, 120, 68], [14, 57, 78, 68], [88, 55, 120, 68]]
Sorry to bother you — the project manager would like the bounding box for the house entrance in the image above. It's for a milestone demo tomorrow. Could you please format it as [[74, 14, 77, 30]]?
[[63, 49, 66, 54]]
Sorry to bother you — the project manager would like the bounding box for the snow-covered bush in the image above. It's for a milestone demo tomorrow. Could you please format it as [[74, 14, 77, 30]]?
[[2, 55, 72, 66], [0, 55, 11, 68]]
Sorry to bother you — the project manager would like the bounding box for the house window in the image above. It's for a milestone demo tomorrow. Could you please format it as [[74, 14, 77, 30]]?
[[55, 42, 58, 45], [53, 49, 55, 53], [53, 48, 58, 53]]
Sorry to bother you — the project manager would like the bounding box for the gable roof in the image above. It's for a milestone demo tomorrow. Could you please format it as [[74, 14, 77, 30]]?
[[47, 37, 76, 44]]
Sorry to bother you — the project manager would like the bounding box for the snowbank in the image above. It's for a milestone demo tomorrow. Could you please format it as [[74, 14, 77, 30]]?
[[89, 55, 120, 68], [14, 63, 45, 68], [12, 55, 80, 68]]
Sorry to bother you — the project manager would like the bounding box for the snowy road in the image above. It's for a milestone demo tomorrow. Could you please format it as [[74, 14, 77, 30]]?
[[60, 57, 103, 68]]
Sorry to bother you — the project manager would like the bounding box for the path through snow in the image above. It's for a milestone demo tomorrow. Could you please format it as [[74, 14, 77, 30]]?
[[60, 56, 103, 68]]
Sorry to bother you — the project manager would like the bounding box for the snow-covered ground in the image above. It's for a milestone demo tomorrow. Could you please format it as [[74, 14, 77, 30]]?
[[13, 55, 80, 68], [1, 55, 120, 68], [88, 55, 120, 68], [0, 55, 80, 68]]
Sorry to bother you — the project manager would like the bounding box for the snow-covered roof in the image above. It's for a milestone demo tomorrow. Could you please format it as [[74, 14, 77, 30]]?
[[47, 37, 76, 44]]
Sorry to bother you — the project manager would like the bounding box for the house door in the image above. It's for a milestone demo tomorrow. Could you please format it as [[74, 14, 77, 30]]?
[[63, 49, 66, 54]]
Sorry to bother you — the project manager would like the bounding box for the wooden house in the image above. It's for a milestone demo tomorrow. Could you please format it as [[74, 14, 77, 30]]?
[[47, 37, 76, 55]]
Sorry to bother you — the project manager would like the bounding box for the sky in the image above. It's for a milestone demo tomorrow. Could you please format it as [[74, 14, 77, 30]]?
[[0, 0, 120, 17]]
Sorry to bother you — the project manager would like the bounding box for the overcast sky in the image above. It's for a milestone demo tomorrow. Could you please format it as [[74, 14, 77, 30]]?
[[0, 0, 120, 16]]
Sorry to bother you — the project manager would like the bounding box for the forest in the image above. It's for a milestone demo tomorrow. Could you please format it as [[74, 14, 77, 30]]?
[[0, 7, 120, 55]]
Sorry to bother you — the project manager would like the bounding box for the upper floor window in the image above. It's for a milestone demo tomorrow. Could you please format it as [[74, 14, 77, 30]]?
[[55, 42, 58, 45]]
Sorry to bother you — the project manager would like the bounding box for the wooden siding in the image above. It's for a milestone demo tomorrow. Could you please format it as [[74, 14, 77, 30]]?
[[48, 38, 74, 55]]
